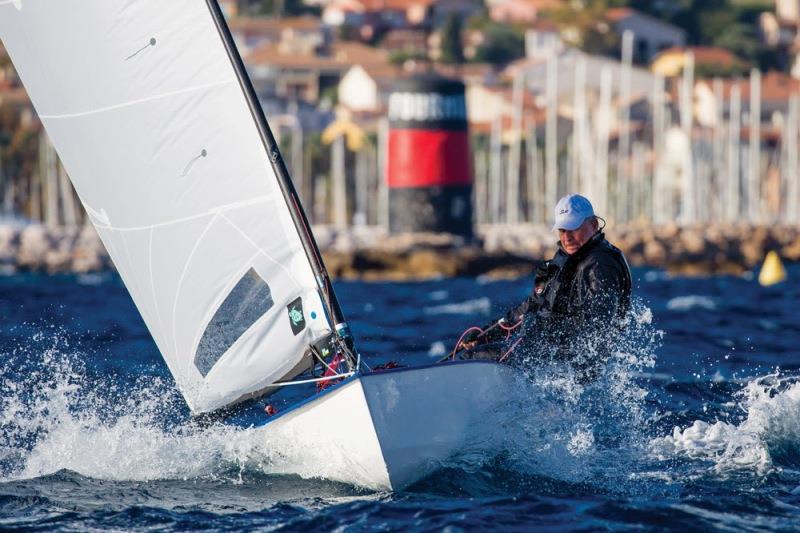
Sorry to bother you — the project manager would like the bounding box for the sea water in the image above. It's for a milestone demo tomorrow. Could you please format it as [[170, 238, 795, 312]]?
[[0, 267, 799, 530]]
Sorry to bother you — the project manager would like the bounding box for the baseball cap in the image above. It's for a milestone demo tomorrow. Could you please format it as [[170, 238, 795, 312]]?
[[552, 194, 595, 231]]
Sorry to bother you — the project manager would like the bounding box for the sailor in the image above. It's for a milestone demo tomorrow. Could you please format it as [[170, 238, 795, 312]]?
[[459, 194, 632, 380]]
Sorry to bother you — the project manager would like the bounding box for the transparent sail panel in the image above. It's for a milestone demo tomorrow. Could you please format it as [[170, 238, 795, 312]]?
[[195, 268, 274, 377]]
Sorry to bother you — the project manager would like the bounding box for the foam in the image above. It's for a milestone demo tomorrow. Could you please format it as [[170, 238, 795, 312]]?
[[1, 303, 665, 492], [423, 297, 491, 316], [666, 295, 717, 311], [649, 374, 800, 475]]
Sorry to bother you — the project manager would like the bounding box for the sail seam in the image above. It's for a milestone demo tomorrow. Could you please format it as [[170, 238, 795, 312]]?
[[219, 212, 305, 290], [148, 226, 165, 336], [88, 194, 276, 232], [37, 80, 233, 119], [171, 212, 220, 367]]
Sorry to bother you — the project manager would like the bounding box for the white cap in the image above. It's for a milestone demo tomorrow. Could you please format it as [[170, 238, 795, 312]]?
[[552, 194, 595, 231]]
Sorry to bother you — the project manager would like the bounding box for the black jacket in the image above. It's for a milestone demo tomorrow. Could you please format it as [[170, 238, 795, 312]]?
[[477, 232, 632, 372], [508, 231, 631, 327]]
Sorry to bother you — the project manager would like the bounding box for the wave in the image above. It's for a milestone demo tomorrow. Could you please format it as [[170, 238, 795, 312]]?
[[16, 303, 791, 498], [649, 374, 800, 475], [0, 315, 660, 494], [423, 297, 491, 316], [666, 295, 717, 311]]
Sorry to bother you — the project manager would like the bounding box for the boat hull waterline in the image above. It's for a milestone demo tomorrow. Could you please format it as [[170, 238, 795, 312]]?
[[259, 360, 521, 490]]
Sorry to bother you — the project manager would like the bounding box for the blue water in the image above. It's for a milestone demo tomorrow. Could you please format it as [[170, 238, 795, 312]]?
[[1, 267, 799, 531]]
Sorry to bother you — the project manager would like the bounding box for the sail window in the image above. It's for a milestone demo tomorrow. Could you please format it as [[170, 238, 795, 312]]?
[[194, 268, 274, 377]]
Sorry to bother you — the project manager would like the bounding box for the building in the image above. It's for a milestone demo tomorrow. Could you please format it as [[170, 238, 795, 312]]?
[[228, 15, 330, 55], [428, 27, 487, 61], [246, 40, 391, 103], [694, 71, 800, 130], [605, 7, 686, 63], [777, 0, 800, 23], [337, 62, 497, 115], [489, 0, 541, 25], [524, 20, 563, 60], [651, 46, 747, 78], [379, 28, 429, 57], [513, 49, 657, 121]]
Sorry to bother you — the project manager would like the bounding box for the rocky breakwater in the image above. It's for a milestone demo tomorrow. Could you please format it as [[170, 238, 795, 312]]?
[[316, 226, 540, 281], [0, 222, 797, 279], [484, 222, 800, 276], [0, 223, 109, 274]]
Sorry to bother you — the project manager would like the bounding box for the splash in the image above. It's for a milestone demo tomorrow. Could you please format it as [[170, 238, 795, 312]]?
[[0, 299, 664, 494], [450, 299, 663, 490], [649, 373, 800, 476], [0, 329, 383, 488]]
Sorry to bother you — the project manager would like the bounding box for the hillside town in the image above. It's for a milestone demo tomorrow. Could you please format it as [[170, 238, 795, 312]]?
[[3, 0, 800, 277]]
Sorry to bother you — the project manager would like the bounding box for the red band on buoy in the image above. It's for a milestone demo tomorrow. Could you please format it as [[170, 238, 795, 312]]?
[[387, 129, 471, 188]]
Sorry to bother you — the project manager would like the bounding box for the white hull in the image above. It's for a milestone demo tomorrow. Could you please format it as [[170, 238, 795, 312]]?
[[259, 360, 521, 490]]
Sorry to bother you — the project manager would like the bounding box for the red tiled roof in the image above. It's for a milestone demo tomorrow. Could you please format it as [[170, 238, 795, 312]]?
[[605, 7, 633, 23], [696, 71, 800, 105], [0, 85, 30, 106], [656, 46, 743, 67], [228, 15, 321, 35], [246, 40, 390, 70], [361, 0, 435, 11]]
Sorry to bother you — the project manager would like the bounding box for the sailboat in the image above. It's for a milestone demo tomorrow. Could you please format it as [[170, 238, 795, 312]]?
[[0, 0, 521, 490]]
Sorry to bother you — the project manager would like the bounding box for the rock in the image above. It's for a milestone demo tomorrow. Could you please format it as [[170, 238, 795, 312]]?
[[643, 240, 667, 265], [17, 225, 51, 270], [0, 225, 19, 263], [45, 249, 72, 273], [681, 229, 706, 255], [71, 247, 105, 273], [0, 220, 796, 279]]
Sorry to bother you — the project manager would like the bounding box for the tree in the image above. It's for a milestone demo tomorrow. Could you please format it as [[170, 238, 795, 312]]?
[[548, 0, 623, 58], [474, 24, 525, 65], [440, 13, 465, 64]]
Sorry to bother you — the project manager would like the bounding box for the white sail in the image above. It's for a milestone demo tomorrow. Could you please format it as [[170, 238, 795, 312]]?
[[0, 0, 333, 413]]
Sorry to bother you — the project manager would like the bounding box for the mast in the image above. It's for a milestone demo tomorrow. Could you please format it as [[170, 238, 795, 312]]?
[[204, 0, 353, 348]]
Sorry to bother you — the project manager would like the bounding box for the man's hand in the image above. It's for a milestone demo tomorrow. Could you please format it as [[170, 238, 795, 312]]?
[[460, 328, 484, 346]]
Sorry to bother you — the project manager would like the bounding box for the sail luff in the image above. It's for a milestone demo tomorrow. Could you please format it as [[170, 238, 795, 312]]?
[[203, 0, 351, 341]]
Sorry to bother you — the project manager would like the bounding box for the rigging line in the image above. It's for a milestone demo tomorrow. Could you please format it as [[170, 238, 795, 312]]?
[[37, 80, 233, 120], [87, 194, 276, 232], [269, 372, 355, 388]]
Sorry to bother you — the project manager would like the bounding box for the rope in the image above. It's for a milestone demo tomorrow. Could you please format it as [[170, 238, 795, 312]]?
[[451, 326, 485, 360], [498, 338, 524, 363], [270, 372, 355, 388]]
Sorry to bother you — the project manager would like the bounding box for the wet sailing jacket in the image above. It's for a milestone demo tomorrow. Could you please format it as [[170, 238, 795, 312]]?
[[507, 231, 632, 328]]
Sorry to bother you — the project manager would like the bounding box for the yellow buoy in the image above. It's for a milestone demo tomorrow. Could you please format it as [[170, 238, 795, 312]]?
[[758, 250, 787, 286]]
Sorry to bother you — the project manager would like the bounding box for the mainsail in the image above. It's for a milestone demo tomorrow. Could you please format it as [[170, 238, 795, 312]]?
[[0, 0, 347, 413]]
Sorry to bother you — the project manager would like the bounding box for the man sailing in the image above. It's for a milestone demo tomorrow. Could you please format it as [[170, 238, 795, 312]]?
[[458, 194, 632, 381]]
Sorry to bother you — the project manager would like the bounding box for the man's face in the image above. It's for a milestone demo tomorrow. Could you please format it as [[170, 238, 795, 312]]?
[[558, 217, 598, 255]]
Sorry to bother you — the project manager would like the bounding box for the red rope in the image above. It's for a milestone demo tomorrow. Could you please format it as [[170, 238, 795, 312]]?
[[498, 337, 523, 363], [499, 319, 522, 340], [451, 326, 484, 360]]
